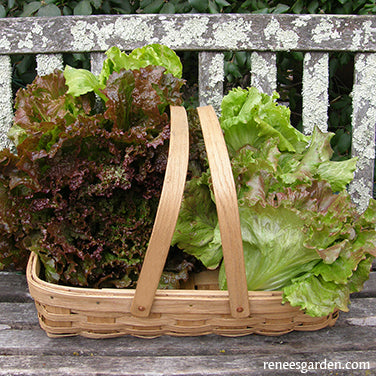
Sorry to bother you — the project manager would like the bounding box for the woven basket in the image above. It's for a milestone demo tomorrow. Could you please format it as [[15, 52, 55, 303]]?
[[26, 106, 339, 338]]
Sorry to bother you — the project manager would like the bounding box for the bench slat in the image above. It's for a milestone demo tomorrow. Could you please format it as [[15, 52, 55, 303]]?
[[90, 52, 106, 76], [1, 352, 374, 376], [302, 52, 329, 135], [198, 51, 224, 113], [250, 51, 277, 96], [349, 52, 376, 212], [2, 15, 376, 54], [36, 53, 64, 76], [0, 55, 13, 149]]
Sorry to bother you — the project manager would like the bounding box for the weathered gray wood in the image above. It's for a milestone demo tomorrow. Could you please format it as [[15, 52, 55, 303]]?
[[349, 52, 376, 213], [342, 296, 376, 322], [250, 51, 276, 95], [0, 351, 374, 376], [1, 312, 375, 376], [36, 54, 64, 76], [0, 285, 375, 375], [0, 303, 39, 329], [198, 51, 224, 113], [0, 272, 32, 302], [2, 14, 376, 54], [90, 52, 106, 76], [1, 297, 376, 333], [1, 320, 376, 357], [302, 52, 329, 134], [0, 55, 13, 149]]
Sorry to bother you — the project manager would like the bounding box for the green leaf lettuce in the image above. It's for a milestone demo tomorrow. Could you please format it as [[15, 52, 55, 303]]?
[[63, 44, 183, 99], [173, 87, 376, 317]]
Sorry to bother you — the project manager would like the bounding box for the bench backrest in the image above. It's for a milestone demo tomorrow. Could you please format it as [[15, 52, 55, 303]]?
[[0, 14, 375, 211]]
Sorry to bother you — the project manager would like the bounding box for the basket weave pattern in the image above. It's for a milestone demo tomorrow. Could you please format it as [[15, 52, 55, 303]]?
[[26, 106, 339, 338], [28, 253, 338, 338]]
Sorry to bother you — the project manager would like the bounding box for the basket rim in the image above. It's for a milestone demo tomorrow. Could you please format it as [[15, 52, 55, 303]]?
[[27, 252, 339, 338], [26, 252, 301, 316], [27, 251, 284, 298]]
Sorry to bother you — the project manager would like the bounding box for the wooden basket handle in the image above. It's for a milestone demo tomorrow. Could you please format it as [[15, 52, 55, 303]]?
[[131, 106, 190, 318], [197, 106, 250, 318], [131, 105, 249, 319]]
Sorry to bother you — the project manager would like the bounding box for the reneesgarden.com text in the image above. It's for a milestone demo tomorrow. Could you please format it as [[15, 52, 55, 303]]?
[[263, 359, 370, 374]]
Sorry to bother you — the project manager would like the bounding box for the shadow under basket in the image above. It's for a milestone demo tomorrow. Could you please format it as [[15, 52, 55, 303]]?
[[26, 106, 339, 339]]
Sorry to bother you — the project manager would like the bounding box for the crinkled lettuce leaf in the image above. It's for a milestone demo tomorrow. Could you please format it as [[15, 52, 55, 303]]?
[[99, 44, 183, 85], [9, 70, 93, 147], [317, 158, 358, 193], [282, 274, 351, 317], [283, 255, 373, 317], [173, 86, 376, 317], [172, 172, 222, 269], [278, 127, 357, 191], [64, 66, 107, 102], [220, 87, 357, 192], [220, 87, 309, 154], [64, 44, 183, 99], [219, 203, 321, 291], [0, 55, 188, 288]]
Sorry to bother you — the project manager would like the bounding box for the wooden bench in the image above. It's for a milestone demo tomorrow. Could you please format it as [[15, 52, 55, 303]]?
[[0, 13, 376, 375], [0, 271, 375, 375]]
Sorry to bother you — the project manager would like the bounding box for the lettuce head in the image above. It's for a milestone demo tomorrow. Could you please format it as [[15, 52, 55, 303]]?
[[173, 87, 376, 317], [63, 44, 183, 100]]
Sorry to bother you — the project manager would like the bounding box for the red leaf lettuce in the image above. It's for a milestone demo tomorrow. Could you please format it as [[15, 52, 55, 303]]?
[[0, 46, 194, 288]]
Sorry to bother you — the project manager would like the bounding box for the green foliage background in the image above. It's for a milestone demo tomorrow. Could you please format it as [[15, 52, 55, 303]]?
[[1, 0, 376, 168], [3, 0, 376, 17]]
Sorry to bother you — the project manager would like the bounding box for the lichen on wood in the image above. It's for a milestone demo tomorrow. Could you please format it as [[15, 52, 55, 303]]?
[[250, 52, 276, 95], [349, 53, 376, 212], [36, 54, 64, 76], [302, 52, 329, 135], [0, 55, 13, 149], [199, 52, 224, 114]]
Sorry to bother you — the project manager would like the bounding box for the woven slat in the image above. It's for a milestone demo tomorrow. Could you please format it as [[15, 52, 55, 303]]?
[[28, 252, 338, 338]]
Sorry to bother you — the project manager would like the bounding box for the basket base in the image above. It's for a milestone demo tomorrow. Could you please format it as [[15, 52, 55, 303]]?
[[27, 253, 339, 338]]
